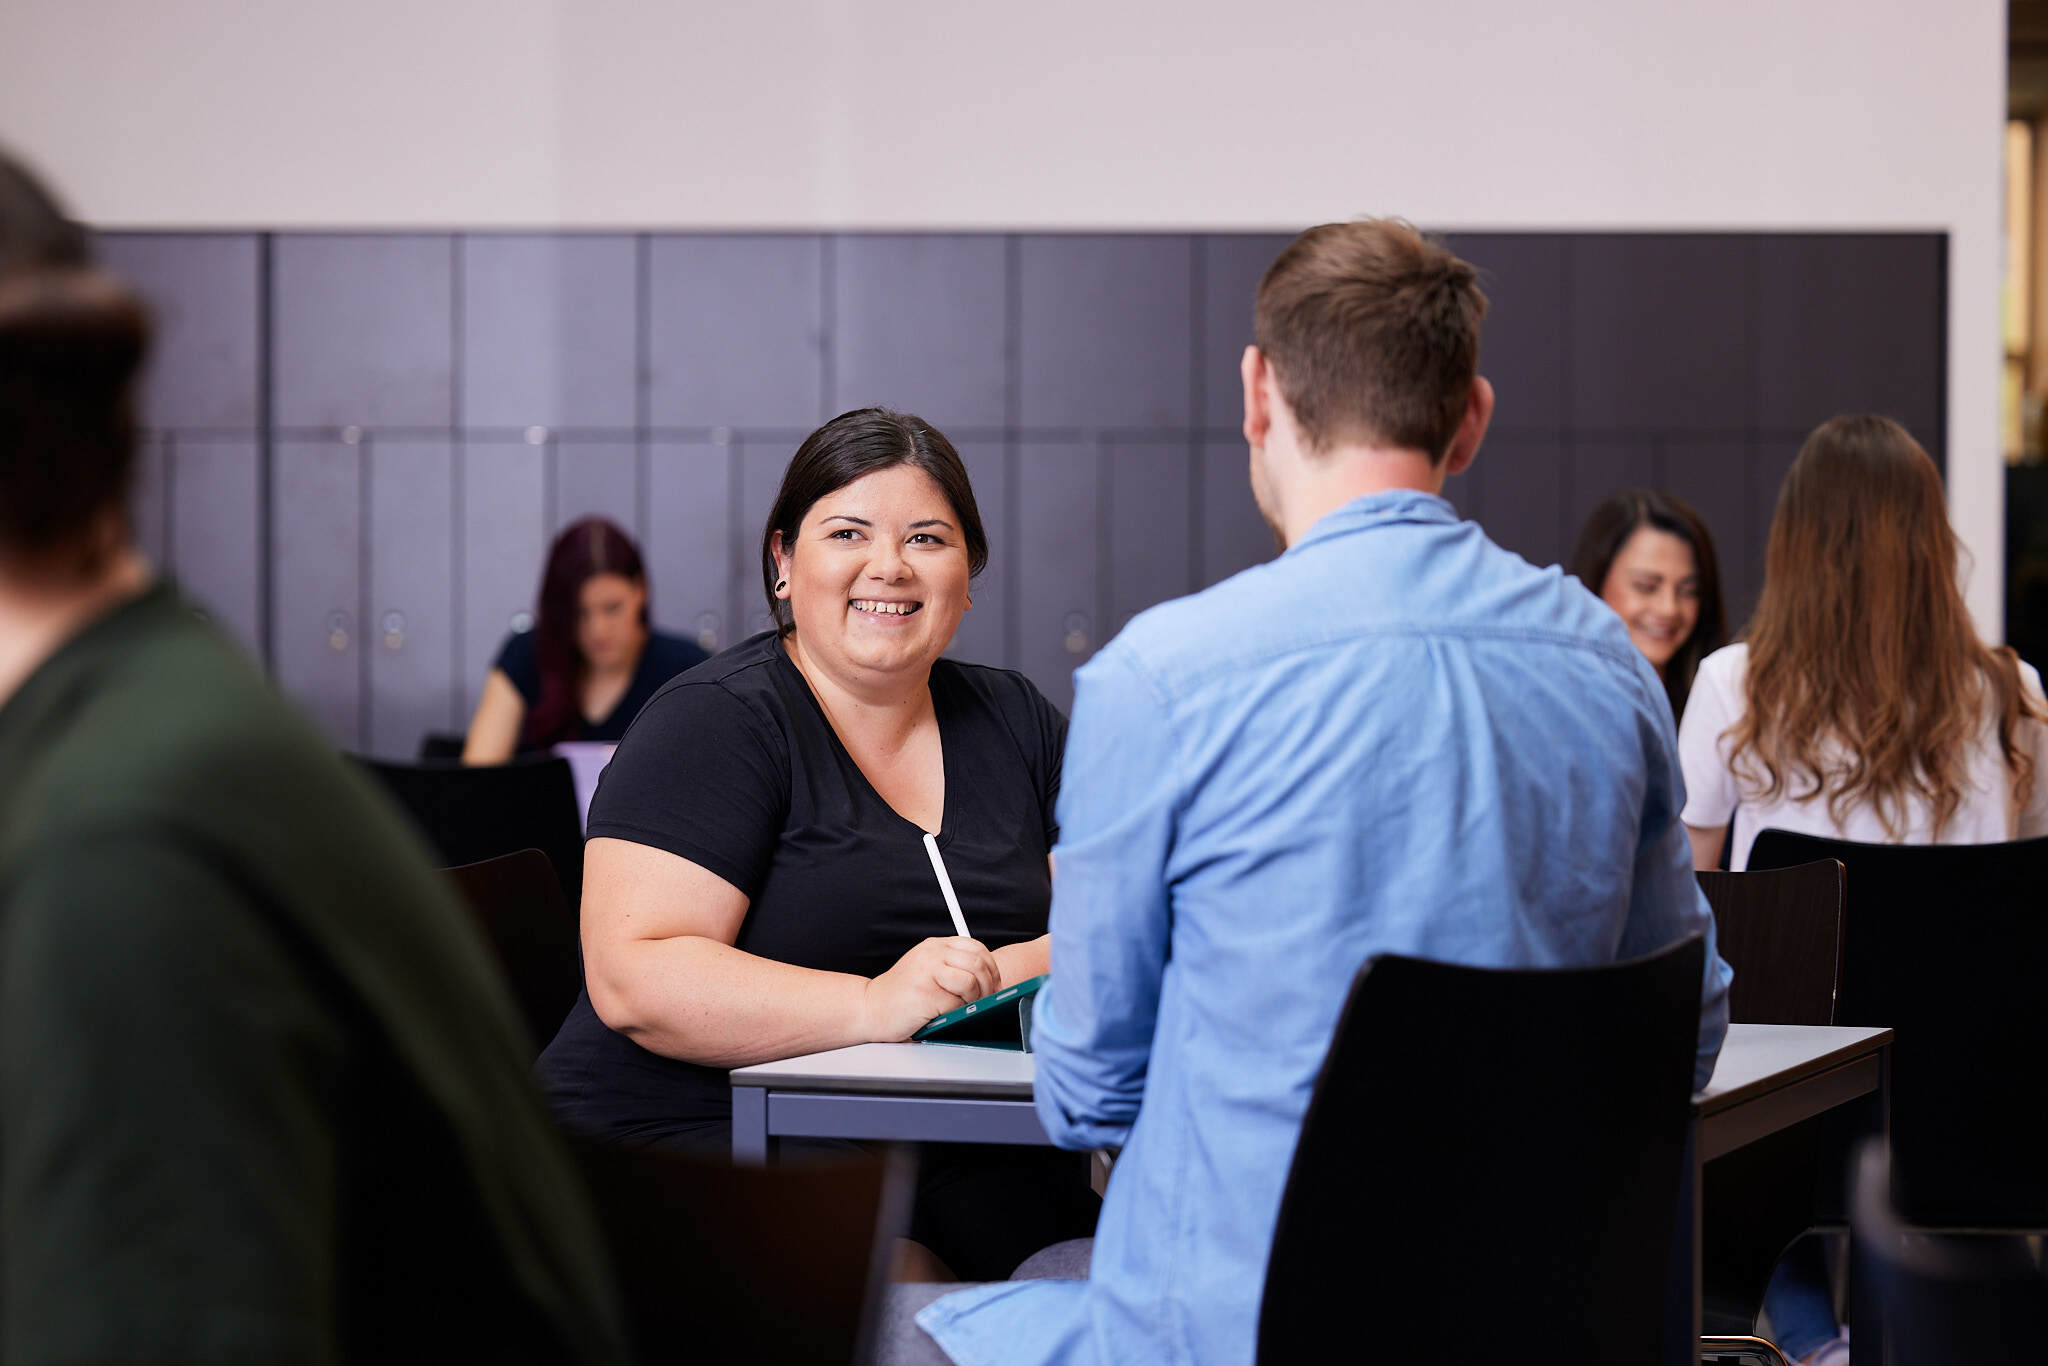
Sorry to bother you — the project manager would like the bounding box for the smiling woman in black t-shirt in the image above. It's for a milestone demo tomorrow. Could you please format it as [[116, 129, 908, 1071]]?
[[537, 409, 1096, 1280]]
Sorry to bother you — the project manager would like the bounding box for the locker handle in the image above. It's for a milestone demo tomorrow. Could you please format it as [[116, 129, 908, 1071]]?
[[326, 610, 353, 654], [381, 610, 406, 653]]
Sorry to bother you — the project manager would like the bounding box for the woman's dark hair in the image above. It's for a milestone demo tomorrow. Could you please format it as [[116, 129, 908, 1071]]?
[[0, 149, 148, 576], [523, 516, 649, 748], [760, 408, 989, 635], [1567, 488, 1728, 720]]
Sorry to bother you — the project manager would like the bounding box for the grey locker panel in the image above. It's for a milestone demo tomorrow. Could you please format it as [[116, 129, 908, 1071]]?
[[1447, 234, 1568, 433], [273, 235, 454, 429], [459, 438, 546, 714], [735, 432, 808, 640], [1567, 236, 1754, 433], [1441, 458, 1482, 525], [552, 439, 640, 539], [832, 235, 1007, 430], [1109, 438, 1194, 634], [1015, 440, 1100, 713], [273, 438, 362, 749], [1748, 432, 1806, 606], [648, 236, 824, 429], [1564, 438, 1653, 556], [130, 433, 170, 568], [168, 436, 262, 652], [1018, 236, 1195, 429], [1198, 234, 1297, 430], [366, 439, 456, 759], [947, 440, 1010, 669], [1474, 436, 1565, 569], [1199, 438, 1275, 588], [647, 440, 738, 656], [1660, 438, 1757, 630], [1753, 235, 1944, 446], [97, 234, 260, 429], [461, 234, 638, 430]]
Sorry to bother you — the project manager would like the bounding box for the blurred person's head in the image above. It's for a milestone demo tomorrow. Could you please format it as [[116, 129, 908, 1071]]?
[[763, 408, 987, 692], [1731, 415, 2042, 837], [1241, 219, 1493, 545], [0, 150, 149, 585], [1568, 489, 1727, 717], [525, 517, 650, 747]]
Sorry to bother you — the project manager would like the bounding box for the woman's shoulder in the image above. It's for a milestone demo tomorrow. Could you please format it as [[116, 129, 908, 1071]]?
[[630, 633, 791, 731], [933, 656, 1065, 741], [1695, 641, 1750, 687]]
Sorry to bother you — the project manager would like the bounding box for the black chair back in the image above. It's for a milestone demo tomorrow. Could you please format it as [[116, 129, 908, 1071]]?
[[572, 1138, 913, 1366], [1256, 934, 1705, 1366], [443, 848, 583, 1058], [357, 753, 584, 910], [1852, 1142, 2048, 1363], [1695, 860, 1845, 1025], [1748, 829, 2048, 1227], [417, 730, 466, 761]]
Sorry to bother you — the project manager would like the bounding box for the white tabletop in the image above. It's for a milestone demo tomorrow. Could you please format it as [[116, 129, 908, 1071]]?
[[732, 1023, 1890, 1106]]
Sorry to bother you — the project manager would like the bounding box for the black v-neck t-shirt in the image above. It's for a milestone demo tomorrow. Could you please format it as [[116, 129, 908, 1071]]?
[[540, 631, 1065, 1131]]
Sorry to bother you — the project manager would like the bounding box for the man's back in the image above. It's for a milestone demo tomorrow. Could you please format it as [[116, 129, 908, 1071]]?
[[919, 491, 1728, 1366]]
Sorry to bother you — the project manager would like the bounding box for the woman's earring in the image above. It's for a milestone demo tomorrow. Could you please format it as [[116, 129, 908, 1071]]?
[[774, 579, 787, 594]]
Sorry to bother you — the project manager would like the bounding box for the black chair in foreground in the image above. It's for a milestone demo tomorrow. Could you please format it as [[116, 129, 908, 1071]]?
[[1747, 829, 2048, 1228], [1851, 1142, 2048, 1364], [572, 1138, 913, 1366], [443, 848, 583, 1059], [1256, 934, 1705, 1366], [356, 752, 585, 911], [1695, 860, 1844, 1027]]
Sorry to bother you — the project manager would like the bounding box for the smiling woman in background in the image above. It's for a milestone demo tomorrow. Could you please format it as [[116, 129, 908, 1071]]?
[[1568, 488, 1727, 721], [537, 408, 1096, 1282], [462, 516, 706, 762]]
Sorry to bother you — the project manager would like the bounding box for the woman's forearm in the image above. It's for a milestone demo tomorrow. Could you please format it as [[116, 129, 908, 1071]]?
[[588, 935, 875, 1067], [993, 934, 1051, 988]]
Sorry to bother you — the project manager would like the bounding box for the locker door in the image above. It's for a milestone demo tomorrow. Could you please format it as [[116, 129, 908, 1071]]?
[[1018, 235, 1196, 430], [1015, 440, 1101, 714], [647, 439, 738, 656], [459, 438, 547, 715], [552, 439, 641, 540], [946, 439, 1010, 669], [366, 439, 456, 759], [1108, 437, 1194, 635], [130, 433, 170, 569], [648, 235, 825, 429], [461, 234, 639, 431], [1661, 439, 1757, 630], [736, 432, 806, 641], [273, 235, 455, 429], [1199, 438, 1274, 589], [96, 233, 261, 430], [832, 234, 1008, 431], [1198, 234, 1297, 430], [274, 437, 362, 749], [1568, 235, 1755, 434], [1475, 436, 1566, 569], [168, 435, 262, 653]]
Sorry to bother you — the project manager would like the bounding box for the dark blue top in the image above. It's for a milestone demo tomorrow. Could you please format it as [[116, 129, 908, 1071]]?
[[491, 628, 708, 749]]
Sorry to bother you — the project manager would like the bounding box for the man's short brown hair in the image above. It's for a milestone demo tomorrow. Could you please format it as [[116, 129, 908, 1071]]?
[[1254, 219, 1487, 461]]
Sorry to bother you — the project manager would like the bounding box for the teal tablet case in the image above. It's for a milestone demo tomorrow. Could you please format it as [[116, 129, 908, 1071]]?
[[911, 974, 1047, 1051]]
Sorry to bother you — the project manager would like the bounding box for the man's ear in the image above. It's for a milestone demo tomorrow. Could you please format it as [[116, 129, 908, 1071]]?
[[1441, 375, 1494, 477], [1241, 345, 1272, 448]]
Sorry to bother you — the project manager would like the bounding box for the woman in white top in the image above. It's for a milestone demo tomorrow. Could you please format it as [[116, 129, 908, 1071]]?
[[1677, 414, 2048, 1366], [1679, 414, 2048, 874]]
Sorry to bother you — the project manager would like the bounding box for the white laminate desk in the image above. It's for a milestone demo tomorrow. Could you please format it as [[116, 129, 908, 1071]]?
[[731, 1023, 1892, 1366]]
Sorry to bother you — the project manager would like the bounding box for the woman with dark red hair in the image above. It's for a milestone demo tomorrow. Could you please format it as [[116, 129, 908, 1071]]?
[[462, 516, 707, 762]]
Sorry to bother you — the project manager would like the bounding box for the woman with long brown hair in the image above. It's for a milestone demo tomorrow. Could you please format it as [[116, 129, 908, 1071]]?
[[1679, 414, 2048, 873]]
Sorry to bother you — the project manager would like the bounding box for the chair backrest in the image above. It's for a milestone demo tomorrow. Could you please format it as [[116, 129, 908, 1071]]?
[[1256, 934, 1705, 1366], [416, 730, 467, 762], [357, 753, 584, 909], [1748, 829, 2048, 1227], [1695, 860, 1845, 1025], [443, 848, 583, 1058], [1851, 1142, 2048, 1363], [571, 1138, 913, 1366]]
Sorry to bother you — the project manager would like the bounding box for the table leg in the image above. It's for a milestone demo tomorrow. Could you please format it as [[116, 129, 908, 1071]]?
[[1663, 1119, 1702, 1366], [733, 1085, 768, 1166]]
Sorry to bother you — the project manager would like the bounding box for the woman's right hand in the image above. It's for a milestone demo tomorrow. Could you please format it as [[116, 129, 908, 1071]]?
[[860, 936, 1001, 1042]]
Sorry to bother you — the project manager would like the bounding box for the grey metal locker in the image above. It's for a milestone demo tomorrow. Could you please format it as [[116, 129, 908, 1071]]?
[[461, 234, 639, 431], [648, 236, 825, 430], [273, 437, 362, 749], [458, 437, 546, 716], [646, 439, 737, 657], [1567, 235, 1755, 434], [1108, 437, 1194, 635], [1473, 435, 1566, 569], [366, 439, 456, 759], [946, 439, 1009, 669], [832, 235, 1008, 432], [1660, 438, 1757, 628], [1199, 437, 1274, 588], [96, 233, 261, 430], [273, 235, 454, 429], [130, 433, 170, 569], [168, 435, 262, 653], [552, 438, 641, 540], [1015, 440, 1100, 714], [1443, 234, 1568, 435], [1563, 438, 1650, 555], [736, 432, 806, 641], [1198, 233, 1297, 430], [1018, 235, 1196, 429]]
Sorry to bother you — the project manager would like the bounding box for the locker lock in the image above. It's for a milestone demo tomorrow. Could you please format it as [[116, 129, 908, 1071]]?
[[326, 610, 352, 654], [696, 612, 721, 653], [510, 611, 533, 633], [381, 611, 406, 653], [1063, 613, 1090, 656]]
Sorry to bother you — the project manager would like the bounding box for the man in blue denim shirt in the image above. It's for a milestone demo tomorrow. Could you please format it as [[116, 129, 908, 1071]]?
[[906, 220, 1731, 1365]]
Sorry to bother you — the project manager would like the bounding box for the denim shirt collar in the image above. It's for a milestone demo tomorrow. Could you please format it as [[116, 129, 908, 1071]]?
[[1286, 488, 1457, 557]]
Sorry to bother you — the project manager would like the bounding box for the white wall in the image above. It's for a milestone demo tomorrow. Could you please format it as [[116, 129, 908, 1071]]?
[[0, 0, 2009, 631]]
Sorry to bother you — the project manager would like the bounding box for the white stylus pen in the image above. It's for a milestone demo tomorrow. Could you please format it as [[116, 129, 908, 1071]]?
[[922, 832, 972, 939]]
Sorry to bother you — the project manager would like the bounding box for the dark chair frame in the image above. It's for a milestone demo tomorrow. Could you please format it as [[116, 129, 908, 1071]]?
[[356, 751, 586, 910], [443, 848, 583, 1058]]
